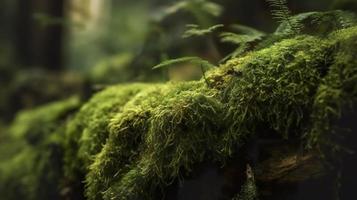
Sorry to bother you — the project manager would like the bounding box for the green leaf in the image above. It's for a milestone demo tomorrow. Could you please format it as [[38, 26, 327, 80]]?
[[182, 24, 224, 38], [154, 0, 223, 23], [153, 57, 215, 70], [219, 25, 266, 61], [230, 24, 266, 37], [265, 0, 302, 34]]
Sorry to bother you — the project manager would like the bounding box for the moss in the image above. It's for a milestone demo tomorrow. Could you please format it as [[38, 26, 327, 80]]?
[[64, 84, 152, 182], [1, 11, 357, 200], [85, 81, 225, 199], [80, 26, 357, 199], [10, 96, 80, 144], [306, 27, 357, 157], [0, 97, 81, 200]]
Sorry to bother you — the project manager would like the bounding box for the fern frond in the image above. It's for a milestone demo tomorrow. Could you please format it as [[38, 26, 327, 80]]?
[[154, 0, 222, 23], [219, 25, 266, 61], [182, 24, 224, 38], [266, 0, 302, 34], [220, 31, 265, 45], [230, 24, 267, 36], [153, 57, 214, 69]]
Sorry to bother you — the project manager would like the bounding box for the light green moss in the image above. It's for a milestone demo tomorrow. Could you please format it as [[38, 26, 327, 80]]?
[[1, 11, 356, 200], [85, 81, 223, 199], [64, 83, 153, 182], [80, 25, 357, 200]]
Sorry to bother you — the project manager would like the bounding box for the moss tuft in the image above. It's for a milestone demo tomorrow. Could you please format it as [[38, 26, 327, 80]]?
[[0, 97, 81, 200], [64, 84, 152, 183]]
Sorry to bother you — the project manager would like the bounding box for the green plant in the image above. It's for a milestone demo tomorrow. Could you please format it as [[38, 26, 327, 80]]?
[[220, 25, 266, 61], [182, 24, 224, 38], [156, 0, 223, 26], [153, 56, 214, 70], [266, 0, 302, 34], [153, 56, 215, 85]]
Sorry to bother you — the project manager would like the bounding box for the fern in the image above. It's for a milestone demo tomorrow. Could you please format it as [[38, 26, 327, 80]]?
[[153, 56, 214, 69], [154, 0, 222, 23], [153, 56, 214, 85], [220, 25, 266, 61], [220, 25, 265, 44], [182, 24, 224, 38], [266, 0, 302, 34]]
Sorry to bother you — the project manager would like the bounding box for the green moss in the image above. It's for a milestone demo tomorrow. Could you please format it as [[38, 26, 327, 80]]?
[[306, 27, 357, 156], [1, 11, 357, 200], [85, 81, 225, 199], [78, 25, 357, 199], [0, 97, 81, 200], [64, 84, 152, 181], [10, 96, 80, 144]]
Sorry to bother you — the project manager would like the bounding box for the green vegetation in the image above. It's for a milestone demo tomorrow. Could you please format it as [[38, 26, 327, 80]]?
[[0, 97, 81, 200], [266, 0, 302, 34], [0, 9, 357, 200]]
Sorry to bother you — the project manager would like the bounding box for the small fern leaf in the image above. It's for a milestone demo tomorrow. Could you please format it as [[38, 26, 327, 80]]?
[[220, 31, 264, 45], [219, 25, 265, 61], [266, 0, 302, 34], [153, 57, 215, 70], [230, 24, 267, 36], [182, 24, 224, 38]]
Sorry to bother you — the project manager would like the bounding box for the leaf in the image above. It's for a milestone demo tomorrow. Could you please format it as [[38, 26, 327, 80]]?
[[182, 24, 224, 38], [154, 0, 223, 22], [219, 25, 266, 61], [230, 24, 267, 37], [220, 32, 264, 45], [265, 0, 302, 34], [153, 57, 215, 70]]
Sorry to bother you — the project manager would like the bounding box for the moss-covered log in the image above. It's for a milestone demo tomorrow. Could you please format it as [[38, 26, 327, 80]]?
[[1, 11, 357, 200]]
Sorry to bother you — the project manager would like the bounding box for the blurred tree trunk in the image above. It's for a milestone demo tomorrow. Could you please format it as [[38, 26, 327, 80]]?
[[15, 0, 67, 71]]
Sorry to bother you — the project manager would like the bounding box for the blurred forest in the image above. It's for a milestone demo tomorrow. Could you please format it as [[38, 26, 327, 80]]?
[[1, 0, 355, 123]]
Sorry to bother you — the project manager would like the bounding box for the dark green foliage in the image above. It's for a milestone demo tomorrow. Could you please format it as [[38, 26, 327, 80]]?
[[0, 97, 81, 200], [306, 28, 357, 157], [266, 0, 302, 34], [220, 25, 266, 61], [275, 10, 357, 36], [256, 10, 357, 50]]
